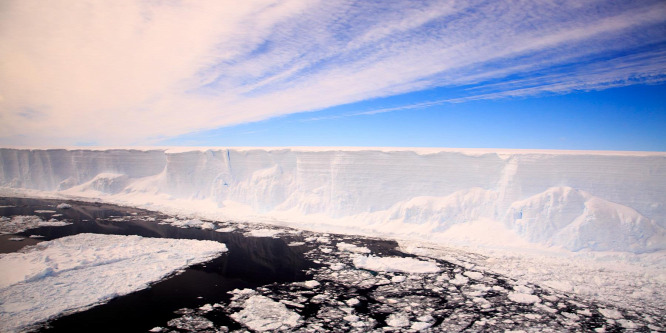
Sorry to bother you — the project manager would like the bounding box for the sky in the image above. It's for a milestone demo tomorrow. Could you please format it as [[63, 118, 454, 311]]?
[[1, 0, 665, 150]]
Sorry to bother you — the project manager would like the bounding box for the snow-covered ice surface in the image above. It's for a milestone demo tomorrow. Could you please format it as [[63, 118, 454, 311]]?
[[1, 197, 661, 332], [229, 294, 301, 331], [1, 147, 664, 253], [337, 242, 371, 254], [0, 233, 227, 333], [353, 255, 440, 273], [246, 228, 283, 238]]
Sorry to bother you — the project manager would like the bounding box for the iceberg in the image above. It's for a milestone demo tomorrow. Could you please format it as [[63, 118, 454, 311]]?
[[0, 147, 664, 253]]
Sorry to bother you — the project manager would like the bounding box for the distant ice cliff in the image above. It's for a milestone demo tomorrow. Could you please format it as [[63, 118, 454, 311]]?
[[1, 147, 664, 253]]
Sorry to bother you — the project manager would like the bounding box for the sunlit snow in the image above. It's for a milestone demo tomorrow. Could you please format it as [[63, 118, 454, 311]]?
[[246, 228, 283, 238], [0, 234, 227, 333], [230, 294, 301, 331], [337, 242, 371, 254], [353, 255, 440, 274], [1, 148, 663, 253]]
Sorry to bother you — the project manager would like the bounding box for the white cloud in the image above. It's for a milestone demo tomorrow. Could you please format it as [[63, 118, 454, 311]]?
[[1, 0, 664, 145]]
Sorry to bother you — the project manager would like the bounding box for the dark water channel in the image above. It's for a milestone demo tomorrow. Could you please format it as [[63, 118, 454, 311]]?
[[0, 197, 316, 332]]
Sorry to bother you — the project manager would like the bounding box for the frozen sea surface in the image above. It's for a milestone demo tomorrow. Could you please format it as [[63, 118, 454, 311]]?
[[0, 234, 227, 333], [0, 197, 664, 332], [155, 230, 664, 332], [0, 197, 313, 332]]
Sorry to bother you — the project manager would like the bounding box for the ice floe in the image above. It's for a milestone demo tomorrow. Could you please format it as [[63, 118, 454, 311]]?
[[170, 218, 205, 228], [37, 220, 71, 227], [230, 295, 301, 331], [303, 280, 321, 289], [0, 233, 227, 333], [386, 313, 410, 327], [337, 242, 371, 254], [353, 255, 440, 273], [0, 215, 71, 234], [508, 292, 541, 304], [246, 228, 282, 238], [167, 315, 215, 331], [145, 229, 664, 332]]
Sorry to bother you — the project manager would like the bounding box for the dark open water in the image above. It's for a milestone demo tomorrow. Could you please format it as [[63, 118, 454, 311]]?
[[3, 198, 658, 333], [0, 197, 316, 332]]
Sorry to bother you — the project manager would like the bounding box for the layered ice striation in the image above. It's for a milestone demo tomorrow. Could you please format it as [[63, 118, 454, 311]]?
[[1, 148, 664, 253]]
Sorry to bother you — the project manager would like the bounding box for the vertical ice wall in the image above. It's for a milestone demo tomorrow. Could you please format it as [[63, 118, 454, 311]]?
[[1, 148, 664, 252], [0, 149, 166, 190]]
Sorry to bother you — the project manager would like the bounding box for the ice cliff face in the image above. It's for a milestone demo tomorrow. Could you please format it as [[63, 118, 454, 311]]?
[[1, 148, 664, 253]]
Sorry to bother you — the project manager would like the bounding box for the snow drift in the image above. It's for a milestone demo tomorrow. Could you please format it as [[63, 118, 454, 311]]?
[[1, 147, 664, 253]]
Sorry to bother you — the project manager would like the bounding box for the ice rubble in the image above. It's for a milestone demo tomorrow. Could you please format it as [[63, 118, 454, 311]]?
[[230, 294, 301, 331], [0, 147, 665, 253], [401, 240, 666, 315], [353, 255, 440, 274], [168, 230, 662, 332], [0, 233, 227, 333], [337, 242, 371, 254], [0, 215, 71, 234]]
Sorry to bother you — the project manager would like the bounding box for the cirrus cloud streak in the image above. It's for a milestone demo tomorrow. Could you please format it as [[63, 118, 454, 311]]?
[[1, 0, 665, 145]]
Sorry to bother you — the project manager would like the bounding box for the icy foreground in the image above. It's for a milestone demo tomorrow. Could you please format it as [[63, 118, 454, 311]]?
[[1, 147, 665, 253], [187, 232, 663, 332], [0, 233, 227, 333]]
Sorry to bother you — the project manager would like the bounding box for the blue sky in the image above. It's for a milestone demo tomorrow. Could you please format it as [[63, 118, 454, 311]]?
[[1, 0, 665, 150], [163, 83, 666, 150]]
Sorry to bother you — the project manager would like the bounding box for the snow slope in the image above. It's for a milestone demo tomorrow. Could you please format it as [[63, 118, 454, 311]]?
[[1, 147, 664, 253]]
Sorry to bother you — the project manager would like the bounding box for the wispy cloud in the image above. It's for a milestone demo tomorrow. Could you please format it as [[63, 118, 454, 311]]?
[[1, 0, 665, 145]]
